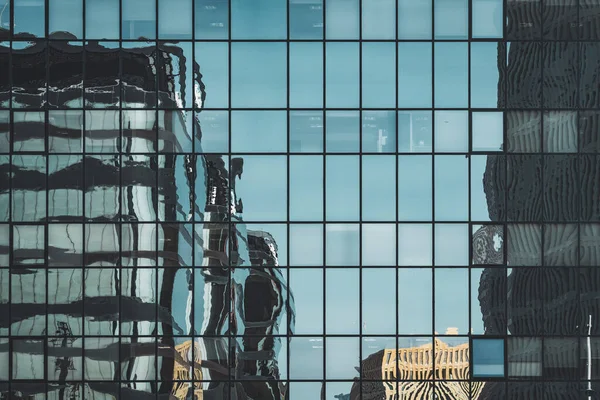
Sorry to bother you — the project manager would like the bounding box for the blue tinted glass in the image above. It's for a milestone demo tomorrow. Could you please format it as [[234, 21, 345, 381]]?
[[326, 155, 359, 221], [159, 0, 192, 39], [362, 156, 396, 221], [231, 111, 287, 153], [326, 111, 359, 153], [326, 224, 359, 266], [471, 42, 501, 108], [195, 42, 229, 109], [290, 155, 323, 221], [398, 43, 432, 108], [231, 0, 287, 39], [195, 110, 228, 153], [435, 155, 469, 221], [14, 0, 45, 37], [326, 43, 359, 108], [0, 1, 9, 31], [473, 339, 505, 378], [362, 0, 396, 39], [289, 0, 323, 39], [231, 42, 287, 108], [435, 42, 468, 108], [290, 111, 323, 153], [290, 42, 323, 108], [122, 0, 156, 39], [398, 156, 432, 221], [86, 0, 119, 39], [195, 0, 229, 39], [362, 111, 396, 153], [398, 0, 432, 39], [473, 0, 503, 38], [326, 0, 359, 39], [362, 42, 396, 108], [49, 0, 83, 38], [434, 0, 468, 39]]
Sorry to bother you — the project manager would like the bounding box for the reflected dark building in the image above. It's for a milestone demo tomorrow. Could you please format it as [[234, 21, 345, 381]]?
[[0, 38, 293, 399]]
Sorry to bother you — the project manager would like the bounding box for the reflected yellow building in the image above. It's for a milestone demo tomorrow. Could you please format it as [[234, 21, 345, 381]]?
[[172, 340, 204, 400]]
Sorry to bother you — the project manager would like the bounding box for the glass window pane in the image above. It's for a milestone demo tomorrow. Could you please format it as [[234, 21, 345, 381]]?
[[362, 269, 395, 334], [398, 224, 432, 266], [473, 112, 503, 152], [398, 269, 432, 334], [290, 269, 323, 334], [434, 0, 468, 39], [290, 42, 323, 109], [508, 337, 542, 377], [195, 0, 229, 39], [49, 0, 83, 38], [290, 0, 323, 39], [398, 42, 432, 108], [434, 111, 468, 153], [326, 111, 359, 153], [231, 111, 286, 153], [231, 0, 286, 39], [435, 155, 468, 221], [231, 42, 287, 108], [326, 0, 359, 39], [362, 224, 396, 267], [158, 0, 192, 39], [435, 42, 468, 108], [362, 111, 396, 154], [195, 110, 228, 153], [471, 42, 502, 108], [473, 339, 505, 378], [290, 337, 323, 379], [473, 0, 503, 38], [290, 155, 323, 221], [86, 0, 119, 39], [362, 42, 396, 108], [290, 111, 323, 153], [326, 43, 359, 108], [326, 224, 359, 266], [326, 155, 359, 221], [362, 0, 396, 39], [471, 155, 495, 221], [435, 268, 468, 334], [290, 224, 323, 266], [434, 224, 468, 266], [398, 0, 432, 39], [362, 155, 395, 221], [122, 0, 156, 39], [0, 2, 9, 32], [398, 111, 432, 153], [14, 0, 45, 37], [195, 42, 228, 109], [326, 269, 359, 334], [398, 155, 432, 221]]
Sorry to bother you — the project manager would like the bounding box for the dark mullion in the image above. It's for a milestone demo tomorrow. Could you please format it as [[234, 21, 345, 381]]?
[[190, 0, 196, 395], [227, 0, 232, 396], [154, 0, 159, 390], [321, 0, 326, 393], [286, 0, 291, 393], [44, 0, 49, 388], [6, 30, 12, 398], [395, 0, 399, 394], [358, 0, 363, 398], [81, 0, 87, 391], [430, 0, 436, 388]]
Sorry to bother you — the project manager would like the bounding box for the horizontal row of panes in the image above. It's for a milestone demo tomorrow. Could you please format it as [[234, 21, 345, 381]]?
[[4, 41, 600, 109], [2, 0, 505, 40], [4, 109, 600, 154]]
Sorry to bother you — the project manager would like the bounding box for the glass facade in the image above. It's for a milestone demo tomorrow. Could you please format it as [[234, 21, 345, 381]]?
[[0, 0, 599, 399]]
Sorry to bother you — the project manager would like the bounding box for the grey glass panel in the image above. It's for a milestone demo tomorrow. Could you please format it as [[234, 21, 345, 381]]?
[[195, 0, 229, 39], [326, 43, 359, 108], [472, 0, 503, 38], [12, 340, 44, 379], [231, 0, 287, 39], [289, 0, 323, 39], [0, 111, 8, 153], [14, 0, 45, 37], [326, 155, 359, 221], [473, 339, 505, 378], [507, 224, 542, 266], [398, 155, 432, 221], [326, 268, 359, 334], [290, 111, 323, 153], [290, 42, 323, 108], [290, 155, 323, 221], [435, 268, 468, 334], [49, 0, 83, 38], [398, 0, 432, 39], [506, 0, 541, 40], [435, 42, 468, 108], [326, 111, 359, 153], [398, 42, 432, 108], [362, 155, 395, 221], [122, 0, 156, 39], [12, 155, 46, 222], [398, 269, 432, 334], [0, 2, 8, 33], [289, 337, 323, 379], [86, 0, 119, 39], [362, 0, 396, 39], [435, 155, 468, 221], [13, 111, 45, 152], [195, 42, 229, 109], [362, 269, 395, 334], [434, 0, 468, 39], [121, 156, 157, 222], [290, 268, 323, 334], [48, 111, 83, 153], [362, 42, 396, 108], [508, 337, 542, 377], [231, 42, 287, 108], [543, 111, 577, 153], [158, 0, 192, 39], [231, 111, 286, 153], [326, 0, 359, 39], [234, 155, 287, 221], [398, 224, 432, 266], [290, 224, 323, 266]]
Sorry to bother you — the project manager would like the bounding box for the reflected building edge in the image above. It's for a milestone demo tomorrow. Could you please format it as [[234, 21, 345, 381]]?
[[0, 38, 293, 399]]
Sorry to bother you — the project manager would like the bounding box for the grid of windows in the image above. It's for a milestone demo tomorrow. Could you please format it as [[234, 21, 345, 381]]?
[[1, 0, 600, 399]]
